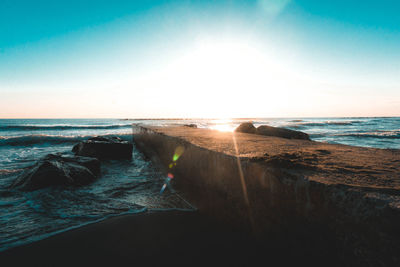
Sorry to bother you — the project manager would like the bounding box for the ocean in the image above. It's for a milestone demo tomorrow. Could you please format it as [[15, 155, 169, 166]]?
[[0, 117, 399, 251]]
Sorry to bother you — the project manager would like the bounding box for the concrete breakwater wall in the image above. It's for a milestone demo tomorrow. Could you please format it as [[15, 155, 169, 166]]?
[[133, 125, 400, 266]]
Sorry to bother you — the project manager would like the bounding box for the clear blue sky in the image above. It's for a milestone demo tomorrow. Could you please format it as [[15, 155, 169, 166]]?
[[1, 0, 399, 118]]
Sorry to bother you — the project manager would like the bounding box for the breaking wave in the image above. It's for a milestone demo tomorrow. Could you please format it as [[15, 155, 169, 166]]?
[[293, 121, 360, 127], [0, 124, 132, 131], [0, 133, 132, 146], [335, 130, 400, 139]]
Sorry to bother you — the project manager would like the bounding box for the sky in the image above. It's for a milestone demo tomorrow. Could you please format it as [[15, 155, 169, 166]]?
[[0, 0, 399, 118]]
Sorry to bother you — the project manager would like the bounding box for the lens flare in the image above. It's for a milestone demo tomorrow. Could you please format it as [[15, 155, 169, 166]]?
[[232, 132, 254, 228], [173, 146, 185, 162], [160, 183, 167, 194], [161, 146, 185, 194]]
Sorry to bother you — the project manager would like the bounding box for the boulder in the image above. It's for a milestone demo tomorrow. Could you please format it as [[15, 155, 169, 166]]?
[[184, 124, 197, 128], [11, 154, 100, 191], [234, 122, 257, 134], [256, 125, 310, 140], [234, 122, 310, 140], [72, 136, 133, 159]]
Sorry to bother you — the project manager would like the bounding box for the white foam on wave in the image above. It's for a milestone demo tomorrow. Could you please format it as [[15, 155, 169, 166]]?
[[0, 132, 132, 146], [0, 124, 133, 131]]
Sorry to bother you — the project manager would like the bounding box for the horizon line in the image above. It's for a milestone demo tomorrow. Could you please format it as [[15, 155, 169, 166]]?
[[1, 116, 399, 120]]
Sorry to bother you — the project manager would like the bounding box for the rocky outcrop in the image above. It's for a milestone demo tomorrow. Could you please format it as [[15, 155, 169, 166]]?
[[11, 154, 100, 191], [72, 136, 133, 159], [256, 125, 310, 140], [234, 122, 256, 134], [235, 122, 310, 140]]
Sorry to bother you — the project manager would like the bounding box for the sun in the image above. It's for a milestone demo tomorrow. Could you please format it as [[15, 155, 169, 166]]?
[[209, 119, 236, 132], [129, 37, 299, 118], [170, 39, 277, 93]]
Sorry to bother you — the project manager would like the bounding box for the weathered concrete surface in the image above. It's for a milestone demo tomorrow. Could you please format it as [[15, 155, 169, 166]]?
[[133, 125, 400, 266]]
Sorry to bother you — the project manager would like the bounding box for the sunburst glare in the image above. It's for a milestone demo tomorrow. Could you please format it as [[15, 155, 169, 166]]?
[[209, 119, 235, 132]]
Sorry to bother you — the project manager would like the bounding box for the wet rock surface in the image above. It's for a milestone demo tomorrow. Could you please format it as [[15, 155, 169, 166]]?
[[11, 154, 100, 191], [72, 136, 133, 159]]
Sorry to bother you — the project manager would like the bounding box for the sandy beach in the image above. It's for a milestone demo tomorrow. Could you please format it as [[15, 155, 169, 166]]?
[[0, 210, 341, 267]]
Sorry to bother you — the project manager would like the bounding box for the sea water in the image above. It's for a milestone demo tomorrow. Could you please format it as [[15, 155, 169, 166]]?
[[0, 119, 192, 251], [0, 117, 399, 251]]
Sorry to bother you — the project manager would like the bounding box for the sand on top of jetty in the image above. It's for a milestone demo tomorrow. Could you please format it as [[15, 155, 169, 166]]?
[[147, 126, 400, 191]]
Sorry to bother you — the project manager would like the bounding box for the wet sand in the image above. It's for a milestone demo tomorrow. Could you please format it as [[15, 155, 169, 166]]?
[[0, 211, 338, 266]]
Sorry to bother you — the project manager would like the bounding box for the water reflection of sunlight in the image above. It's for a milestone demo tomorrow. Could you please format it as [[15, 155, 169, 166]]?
[[210, 119, 235, 132]]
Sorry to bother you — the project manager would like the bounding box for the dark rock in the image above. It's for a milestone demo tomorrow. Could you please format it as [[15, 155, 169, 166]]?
[[256, 125, 310, 140], [11, 154, 100, 191], [234, 122, 310, 140], [234, 122, 257, 134], [72, 136, 133, 159], [184, 124, 197, 128]]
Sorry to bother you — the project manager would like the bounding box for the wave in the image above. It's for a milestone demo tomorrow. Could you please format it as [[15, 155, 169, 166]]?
[[0, 169, 21, 175], [326, 121, 359, 125], [0, 133, 132, 146], [0, 207, 147, 252], [0, 124, 132, 131], [289, 120, 362, 127], [334, 130, 400, 139], [308, 133, 328, 138]]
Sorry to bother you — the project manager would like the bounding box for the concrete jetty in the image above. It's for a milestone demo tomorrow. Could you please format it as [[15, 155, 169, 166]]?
[[133, 125, 400, 266]]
